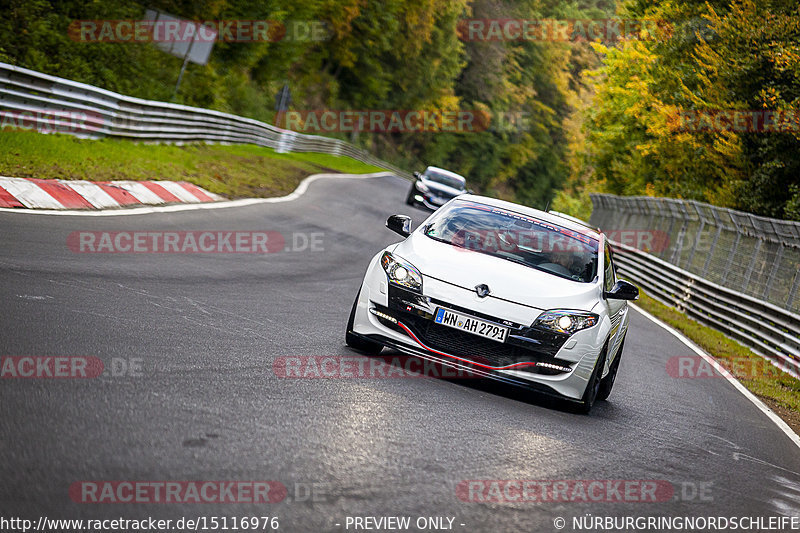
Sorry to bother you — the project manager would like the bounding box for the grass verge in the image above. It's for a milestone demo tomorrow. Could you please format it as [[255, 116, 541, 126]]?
[[635, 291, 800, 435], [0, 130, 386, 198]]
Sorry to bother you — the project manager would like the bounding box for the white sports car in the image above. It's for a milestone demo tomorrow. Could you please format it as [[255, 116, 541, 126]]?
[[346, 195, 638, 412]]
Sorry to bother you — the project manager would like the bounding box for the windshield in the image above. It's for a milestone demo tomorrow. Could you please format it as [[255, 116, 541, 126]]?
[[424, 169, 466, 190], [423, 201, 599, 282]]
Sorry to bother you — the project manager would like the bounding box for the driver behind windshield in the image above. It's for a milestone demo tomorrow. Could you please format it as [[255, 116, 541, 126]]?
[[548, 248, 591, 280]]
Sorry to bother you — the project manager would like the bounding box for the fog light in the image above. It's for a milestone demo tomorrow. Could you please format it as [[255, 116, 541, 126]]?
[[370, 309, 397, 324], [537, 362, 572, 373]]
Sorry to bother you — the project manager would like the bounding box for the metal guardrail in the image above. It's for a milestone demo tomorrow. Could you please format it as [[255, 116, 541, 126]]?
[[591, 194, 800, 313], [0, 62, 411, 179], [610, 241, 800, 379], [592, 194, 800, 378]]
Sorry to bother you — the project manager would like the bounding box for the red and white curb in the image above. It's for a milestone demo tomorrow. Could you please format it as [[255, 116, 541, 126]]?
[[0, 177, 224, 210], [0, 172, 395, 216]]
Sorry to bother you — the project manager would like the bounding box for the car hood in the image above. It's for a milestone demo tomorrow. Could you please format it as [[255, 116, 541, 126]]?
[[392, 233, 600, 312], [421, 179, 464, 198]]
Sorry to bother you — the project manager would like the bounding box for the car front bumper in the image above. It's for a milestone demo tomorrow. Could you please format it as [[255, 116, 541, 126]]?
[[351, 253, 605, 401], [409, 186, 457, 210]]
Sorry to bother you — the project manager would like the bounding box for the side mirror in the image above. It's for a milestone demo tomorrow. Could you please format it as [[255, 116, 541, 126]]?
[[413, 171, 422, 179], [386, 214, 413, 237], [605, 280, 639, 300]]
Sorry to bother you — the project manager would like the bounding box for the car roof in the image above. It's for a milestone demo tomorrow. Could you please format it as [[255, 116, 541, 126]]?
[[424, 166, 466, 181], [452, 194, 603, 241], [547, 210, 602, 233]]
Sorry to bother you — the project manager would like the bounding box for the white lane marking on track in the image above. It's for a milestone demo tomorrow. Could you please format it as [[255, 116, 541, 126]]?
[[0, 172, 397, 216], [631, 303, 800, 451]]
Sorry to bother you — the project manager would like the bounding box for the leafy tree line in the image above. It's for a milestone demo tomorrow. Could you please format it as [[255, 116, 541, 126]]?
[[556, 0, 800, 220]]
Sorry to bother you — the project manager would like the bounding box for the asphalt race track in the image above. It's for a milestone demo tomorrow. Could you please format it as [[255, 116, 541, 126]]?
[[1, 174, 799, 532]]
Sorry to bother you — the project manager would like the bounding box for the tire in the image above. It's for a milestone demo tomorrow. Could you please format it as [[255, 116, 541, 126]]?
[[345, 288, 383, 355], [406, 188, 416, 206], [596, 339, 624, 401], [577, 346, 607, 414]]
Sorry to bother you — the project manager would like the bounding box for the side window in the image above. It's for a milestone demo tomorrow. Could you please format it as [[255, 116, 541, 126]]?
[[604, 244, 616, 292]]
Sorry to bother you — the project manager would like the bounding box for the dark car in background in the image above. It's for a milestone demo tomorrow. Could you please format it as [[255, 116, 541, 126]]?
[[406, 166, 468, 210]]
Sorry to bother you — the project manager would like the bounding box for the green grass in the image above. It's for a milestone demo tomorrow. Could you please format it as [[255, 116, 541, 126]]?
[[635, 291, 800, 432], [0, 129, 385, 198]]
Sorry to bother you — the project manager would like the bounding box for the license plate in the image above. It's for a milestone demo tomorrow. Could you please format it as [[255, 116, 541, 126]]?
[[434, 308, 508, 342]]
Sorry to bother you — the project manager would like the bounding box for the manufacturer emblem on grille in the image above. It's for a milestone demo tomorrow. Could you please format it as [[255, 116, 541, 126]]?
[[475, 284, 490, 298]]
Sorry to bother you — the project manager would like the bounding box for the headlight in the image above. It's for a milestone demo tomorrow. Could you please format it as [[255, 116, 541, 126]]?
[[381, 252, 423, 292], [415, 181, 430, 192], [533, 310, 598, 335]]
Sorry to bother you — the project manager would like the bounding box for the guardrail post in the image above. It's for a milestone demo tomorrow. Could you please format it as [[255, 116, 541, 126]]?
[[787, 266, 800, 309], [669, 219, 687, 265], [276, 131, 296, 153], [678, 277, 694, 313]]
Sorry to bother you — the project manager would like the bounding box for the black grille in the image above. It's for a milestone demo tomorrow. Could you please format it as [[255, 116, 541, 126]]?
[[381, 286, 571, 372], [422, 320, 520, 366], [400, 313, 565, 369]]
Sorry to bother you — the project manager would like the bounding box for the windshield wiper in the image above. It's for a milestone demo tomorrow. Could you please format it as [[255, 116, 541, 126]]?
[[490, 253, 533, 270]]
